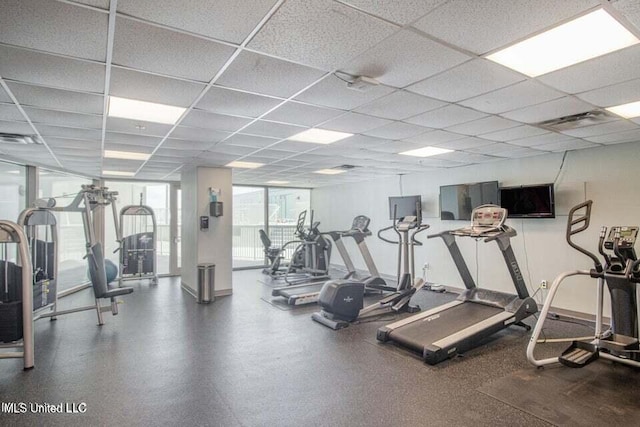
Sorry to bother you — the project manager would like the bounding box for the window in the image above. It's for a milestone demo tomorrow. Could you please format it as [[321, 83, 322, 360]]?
[[0, 160, 26, 221]]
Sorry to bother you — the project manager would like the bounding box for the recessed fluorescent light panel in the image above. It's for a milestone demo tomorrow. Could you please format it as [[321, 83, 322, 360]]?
[[226, 161, 264, 169], [103, 170, 136, 177], [487, 9, 639, 77], [267, 180, 290, 184], [314, 169, 346, 175], [606, 100, 640, 119], [399, 146, 453, 157], [104, 150, 151, 161], [288, 128, 353, 144], [108, 96, 186, 124]]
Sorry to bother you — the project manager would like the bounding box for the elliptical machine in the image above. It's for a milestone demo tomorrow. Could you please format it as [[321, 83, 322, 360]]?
[[312, 197, 429, 330], [528, 200, 640, 369]]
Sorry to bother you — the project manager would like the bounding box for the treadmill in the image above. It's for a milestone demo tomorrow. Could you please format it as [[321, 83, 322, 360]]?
[[377, 205, 538, 364], [271, 215, 384, 306]]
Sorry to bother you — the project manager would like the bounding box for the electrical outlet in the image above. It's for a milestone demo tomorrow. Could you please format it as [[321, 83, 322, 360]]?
[[540, 280, 548, 289]]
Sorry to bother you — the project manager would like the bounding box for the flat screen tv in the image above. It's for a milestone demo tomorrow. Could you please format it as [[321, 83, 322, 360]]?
[[388, 195, 422, 220], [439, 181, 499, 220], [500, 184, 555, 218]]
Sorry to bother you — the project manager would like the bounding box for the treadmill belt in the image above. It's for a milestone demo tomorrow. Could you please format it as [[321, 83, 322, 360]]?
[[390, 303, 503, 353], [276, 283, 323, 298]]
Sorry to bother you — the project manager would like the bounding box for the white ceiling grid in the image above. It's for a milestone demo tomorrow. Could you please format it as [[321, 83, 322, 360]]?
[[0, 0, 636, 186]]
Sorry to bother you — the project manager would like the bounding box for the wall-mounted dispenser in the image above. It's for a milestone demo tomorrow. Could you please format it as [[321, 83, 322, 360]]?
[[209, 187, 223, 217]]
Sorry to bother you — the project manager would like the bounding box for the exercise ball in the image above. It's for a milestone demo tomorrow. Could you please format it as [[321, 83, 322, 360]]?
[[104, 259, 119, 284]]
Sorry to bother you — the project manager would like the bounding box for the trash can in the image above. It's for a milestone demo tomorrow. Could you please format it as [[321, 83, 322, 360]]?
[[197, 263, 215, 304]]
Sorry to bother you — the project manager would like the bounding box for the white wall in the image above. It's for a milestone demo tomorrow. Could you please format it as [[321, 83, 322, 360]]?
[[181, 166, 233, 296], [312, 141, 640, 316]]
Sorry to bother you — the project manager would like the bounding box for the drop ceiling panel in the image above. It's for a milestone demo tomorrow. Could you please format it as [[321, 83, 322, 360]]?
[[270, 140, 318, 152], [105, 132, 162, 147], [295, 75, 395, 110], [109, 68, 205, 107], [403, 129, 465, 144], [342, 30, 470, 88], [0, 45, 105, 93], [501, 97, 595, 124], [585, 129, 640, 144], [479, 125, 548, 142], [181, 110, 252, 132], [153, 148, 201, 158], [25, 108, 102, 129], [508, 132, 574, 147], [45, 137, 101, 149], [459, 81, 565, 114], [0, 120, 36, 134], [0, 104, 25, 122], [405, 105, 487, 128], [217, 51, 325, 98], [248, 0, 396, 70], [362, 122, 431, 140], [496, 147, 548, 158], [0, 87, 11, 103], [262, 102, 344, 127], [196, 86, 282, 118], [104, 142, 154, 154], [369, 141, 422, 154], [322, 112, 392, 133], [354, 90, 446, 120], [559, 120, 639, 138], [208, 144, 257, 156], [407, 59, 525, 102], [222, 134, 279, 148], [117, 0, 278, 44], [433, 137, 494, 151], [538, 45, 640, 95], [7, 82, 104, 114], [170, 126, 229, 143], [412, 0, 599, 54], [576, 78, 640, 107], [0, 0, 108, 61], [613, 0, 640, 28], [106, 117, 173, 137], [113, 17, 235, 83], [241, 121, 307, 139], [445, 116, 520, 136], [255, 148, 300, 159], [163, 138, 212, 151], [534, 139, 600, 152], [72, 0, 109, 8], [340, 0, 447, 25], [437, 151, 498, 163], [102, 158, 142, 170], [37, 124, 101, 140]]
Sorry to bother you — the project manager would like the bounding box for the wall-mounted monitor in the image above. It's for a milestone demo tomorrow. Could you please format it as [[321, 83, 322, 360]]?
[[388, 195, 422, 220], [439, 181, 499, 220], [500, 184, 555, 218]]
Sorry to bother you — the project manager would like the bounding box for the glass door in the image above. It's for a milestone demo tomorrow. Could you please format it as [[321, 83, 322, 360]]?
[[170, 184, 181, 276], [267, 188, 311, 260], [232, 186, 266, 269]]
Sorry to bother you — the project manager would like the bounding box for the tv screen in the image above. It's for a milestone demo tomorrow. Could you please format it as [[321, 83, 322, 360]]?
[[439, 181, 499, 220], [500, 184, 555, 218], [388, 195, 422, 220]]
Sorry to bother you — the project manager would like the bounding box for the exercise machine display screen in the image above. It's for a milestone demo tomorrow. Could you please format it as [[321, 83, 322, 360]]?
[[388, 195, 422, 220], [604, 226, 638, 249]]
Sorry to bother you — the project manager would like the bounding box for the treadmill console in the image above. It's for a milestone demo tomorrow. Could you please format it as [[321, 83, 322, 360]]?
[[472, 205, 507, 228], [351, 215, 371, 233], [604, 226, 638, 250]]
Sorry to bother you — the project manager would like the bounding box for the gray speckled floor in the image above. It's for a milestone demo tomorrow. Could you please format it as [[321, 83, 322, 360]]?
[[0, 270, 604, 426]]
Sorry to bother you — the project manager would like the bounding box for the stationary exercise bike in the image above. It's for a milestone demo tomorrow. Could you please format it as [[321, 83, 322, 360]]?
[[528, 200, 640, 369], [312, 198, 429, 330]]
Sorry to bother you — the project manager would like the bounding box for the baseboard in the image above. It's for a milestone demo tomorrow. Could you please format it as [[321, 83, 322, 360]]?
[[181, 281, 197, 298], [181, 281, 233, 299]]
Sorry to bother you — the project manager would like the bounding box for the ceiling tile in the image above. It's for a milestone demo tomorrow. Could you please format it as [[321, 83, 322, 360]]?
[[216, 51, 325, 98], [163, 138, 212, 151], [433, 137, 494, 150], [0, 104, 25, 122], [369, 141, 422, 154], [0, 45, 105, 93], [113, 17, 235, 83], [342, 30, 470, 88], [196, 86, 282, 118], [436, 151, 498, 163], [576, 78, 640, 107], [7, 82, 104, 114], [37, 124, 101, 140], [405, 104, 487, 128], [445, 116, 520, 136], [154, 148, 201, 158], [262, 101, 344, 127], [0, 87, 11, 103], [254, 148, 299, 159], [72, 0, 109, 8], [497, 147, 549, 158], [242, 121, 307, 139], [117, 0, 278, 44], [508, 132, 574, 147], [109, 68, 205, 107], [248, 0, 396, 70], [465, 142, 521, 155], [270, 140, 319, 152], [585, 129, 640, 144], [47, 137, 101, 149], [460, 81, 565, 114], [407, 59, 525, 102], [534, 139, 600, 152], [479, 125, 548, 142], [412, 0, 599, 54], [106, 117, 172, 137], [25, 107, 102, 129], [339, 0, 447, 25], [321, 112, 392, 133], [353, 90, 446, 120], [209, 144, 258, 156], [403, 129, 465, 144], [538, 45, 640, 95], [181, 110, 252, 132], [613, 0, 640, 29], [559, 119, 639, 138], [106, 132, 162, 147], [362, 122, 431, 140], [222, 134, 279, 148], [295, 74, 395, 110], [0, 0, 108, 61], [330, 134, 388, 149], [501, 97, 595, 124], [104, 142, 154, 154], [170, 126, 230, 142]]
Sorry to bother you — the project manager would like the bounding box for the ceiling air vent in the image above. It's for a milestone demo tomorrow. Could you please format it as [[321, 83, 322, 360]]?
[[0, 133, 42, 145], [335, 164, 358, 170], [536, 110, 615, 132]]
